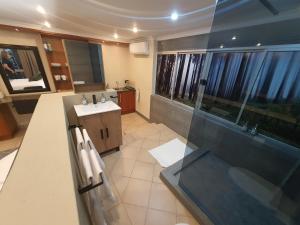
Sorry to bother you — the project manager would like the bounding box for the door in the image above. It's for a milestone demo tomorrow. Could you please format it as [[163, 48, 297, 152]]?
[[79, 114, 106, 152], [101, 110, 122, 150]]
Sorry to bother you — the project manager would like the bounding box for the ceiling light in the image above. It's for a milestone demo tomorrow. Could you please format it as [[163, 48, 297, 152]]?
[[114, 33, 118, 39], [15, 28, 19, 32], [133, 26, 138, 33], [232, 36, 237, 40], [220, 44, 224, 48], [44, 21, 51, 28], [171, 12, 178, 21], [256, 42, 261, 46], [36, 5, 46, 15]]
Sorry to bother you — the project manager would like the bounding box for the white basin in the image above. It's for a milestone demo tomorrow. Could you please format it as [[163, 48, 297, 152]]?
[[74, 101, 121, 117]]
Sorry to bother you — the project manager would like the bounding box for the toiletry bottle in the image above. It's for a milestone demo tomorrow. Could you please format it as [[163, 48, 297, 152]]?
[[82, 95, 88, 105], [100, 93, 106, 103], [92, 94, 97, 104]]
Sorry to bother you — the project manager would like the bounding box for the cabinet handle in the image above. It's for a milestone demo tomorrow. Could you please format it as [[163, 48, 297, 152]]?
[[100, 129, 104, 140], [106, 128, 109, 138]]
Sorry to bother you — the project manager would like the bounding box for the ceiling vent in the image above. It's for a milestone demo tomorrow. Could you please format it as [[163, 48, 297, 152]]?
[[129, 41, 149, 55]]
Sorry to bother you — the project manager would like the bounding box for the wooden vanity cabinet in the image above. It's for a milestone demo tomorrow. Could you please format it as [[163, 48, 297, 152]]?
[[118, 90, 135, 114], [0, 103, 18, 140], [78, 110, 122, 154]]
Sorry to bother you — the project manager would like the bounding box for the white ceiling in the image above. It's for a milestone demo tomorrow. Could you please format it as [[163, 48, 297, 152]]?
[[0, 0, 216, 42]]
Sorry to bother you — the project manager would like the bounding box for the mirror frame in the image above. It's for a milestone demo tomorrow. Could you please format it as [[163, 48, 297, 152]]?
[[0, 44, 50, 94]]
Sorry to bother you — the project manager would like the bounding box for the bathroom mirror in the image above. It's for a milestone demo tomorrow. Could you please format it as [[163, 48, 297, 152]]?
[[0, 44, 50, 94], [64, 40, 105, 93]]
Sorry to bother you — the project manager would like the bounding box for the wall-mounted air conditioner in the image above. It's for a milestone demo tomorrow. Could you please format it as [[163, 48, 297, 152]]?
[[129, 41, 149, 55]]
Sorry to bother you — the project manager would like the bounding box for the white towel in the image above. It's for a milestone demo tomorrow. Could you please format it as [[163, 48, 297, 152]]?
[[82, 129, 106, 170], [136, 88, 140, 102], [89, 149, 116, 201], [80, 149, 93, 182], [75, 128, 84, 155]]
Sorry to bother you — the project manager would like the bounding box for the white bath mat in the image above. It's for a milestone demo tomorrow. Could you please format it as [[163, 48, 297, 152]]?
[[0, 150, 18, 191], [149, 139, 193, 167]]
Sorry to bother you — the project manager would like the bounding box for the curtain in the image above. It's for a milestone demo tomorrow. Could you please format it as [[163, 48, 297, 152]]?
[[155, 54, 176, 98], [250, 51, 300, 103], [17, 50, 40, 79], [205, 52, 265, 101], [173, 53, 206, 106]]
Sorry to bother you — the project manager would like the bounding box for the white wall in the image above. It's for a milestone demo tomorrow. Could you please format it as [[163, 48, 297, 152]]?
[[129, 39, 156, 119], [102, 44, 130, 89]]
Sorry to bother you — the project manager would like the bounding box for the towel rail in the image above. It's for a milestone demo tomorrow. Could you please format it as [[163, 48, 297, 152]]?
[[70, 125, 105, 194]]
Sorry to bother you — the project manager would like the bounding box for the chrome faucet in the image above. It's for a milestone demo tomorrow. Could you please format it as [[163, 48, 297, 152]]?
[[249, 124, 258, 136]]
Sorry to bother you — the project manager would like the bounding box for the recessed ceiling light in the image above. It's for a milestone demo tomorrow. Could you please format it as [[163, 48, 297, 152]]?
[[171, 11, 178, 21], [220, 44, 224, 48], [15, 28, 19, 32], [256, 42, 261, 46], [36, 5, 46, 15], [133, 26, 138, 33], [232, 36, 237, 40], [114, 33, 118, 39], [44, 21, 51, 28]]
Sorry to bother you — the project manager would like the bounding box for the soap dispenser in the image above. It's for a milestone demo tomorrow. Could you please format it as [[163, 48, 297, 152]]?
[[81, 94, 88, 105], [100, 93, 106, 103]]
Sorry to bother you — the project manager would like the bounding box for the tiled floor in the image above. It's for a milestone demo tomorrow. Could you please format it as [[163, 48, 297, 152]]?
[[102, 113, 200, 225]]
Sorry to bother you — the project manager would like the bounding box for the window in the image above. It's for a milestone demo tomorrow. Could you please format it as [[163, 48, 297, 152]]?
[[155, 54, 176, 99], [173, 53, 206, 107], [200, 51, 265, 122], [239, 51, 300, 148], [154, 49, 300, 148]]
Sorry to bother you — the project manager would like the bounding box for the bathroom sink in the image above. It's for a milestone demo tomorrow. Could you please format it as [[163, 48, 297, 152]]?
[[74, 101, 121, 117]]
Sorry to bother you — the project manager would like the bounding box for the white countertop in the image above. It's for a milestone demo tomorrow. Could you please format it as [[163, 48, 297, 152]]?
[[74, 101, 121, 117]]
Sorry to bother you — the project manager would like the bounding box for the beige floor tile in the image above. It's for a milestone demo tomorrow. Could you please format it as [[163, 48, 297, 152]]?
[[145, 209, 176, 225], [123, 133, 137, 146], [176, 199, 192, 217], [122, 178, 151, 207], [147, 133, 161, 142], [142, 138, 161, 150], [176, 216, 201, 225], [108, 204, 132, 225], [111, 174, 130, 196], [149, 183, 177, 213], [152, 164, 163, 183], [126, 139, 144, 148], [119, 145, 140, 160], [136, 149, 157, 164], [131, 161, 154, 181], [111, 158, 136, 177], [124, 204, 147, 225]]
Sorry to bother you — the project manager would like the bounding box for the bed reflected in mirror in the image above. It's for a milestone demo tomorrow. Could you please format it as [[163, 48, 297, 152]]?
[[0, 44, 50, 94]]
